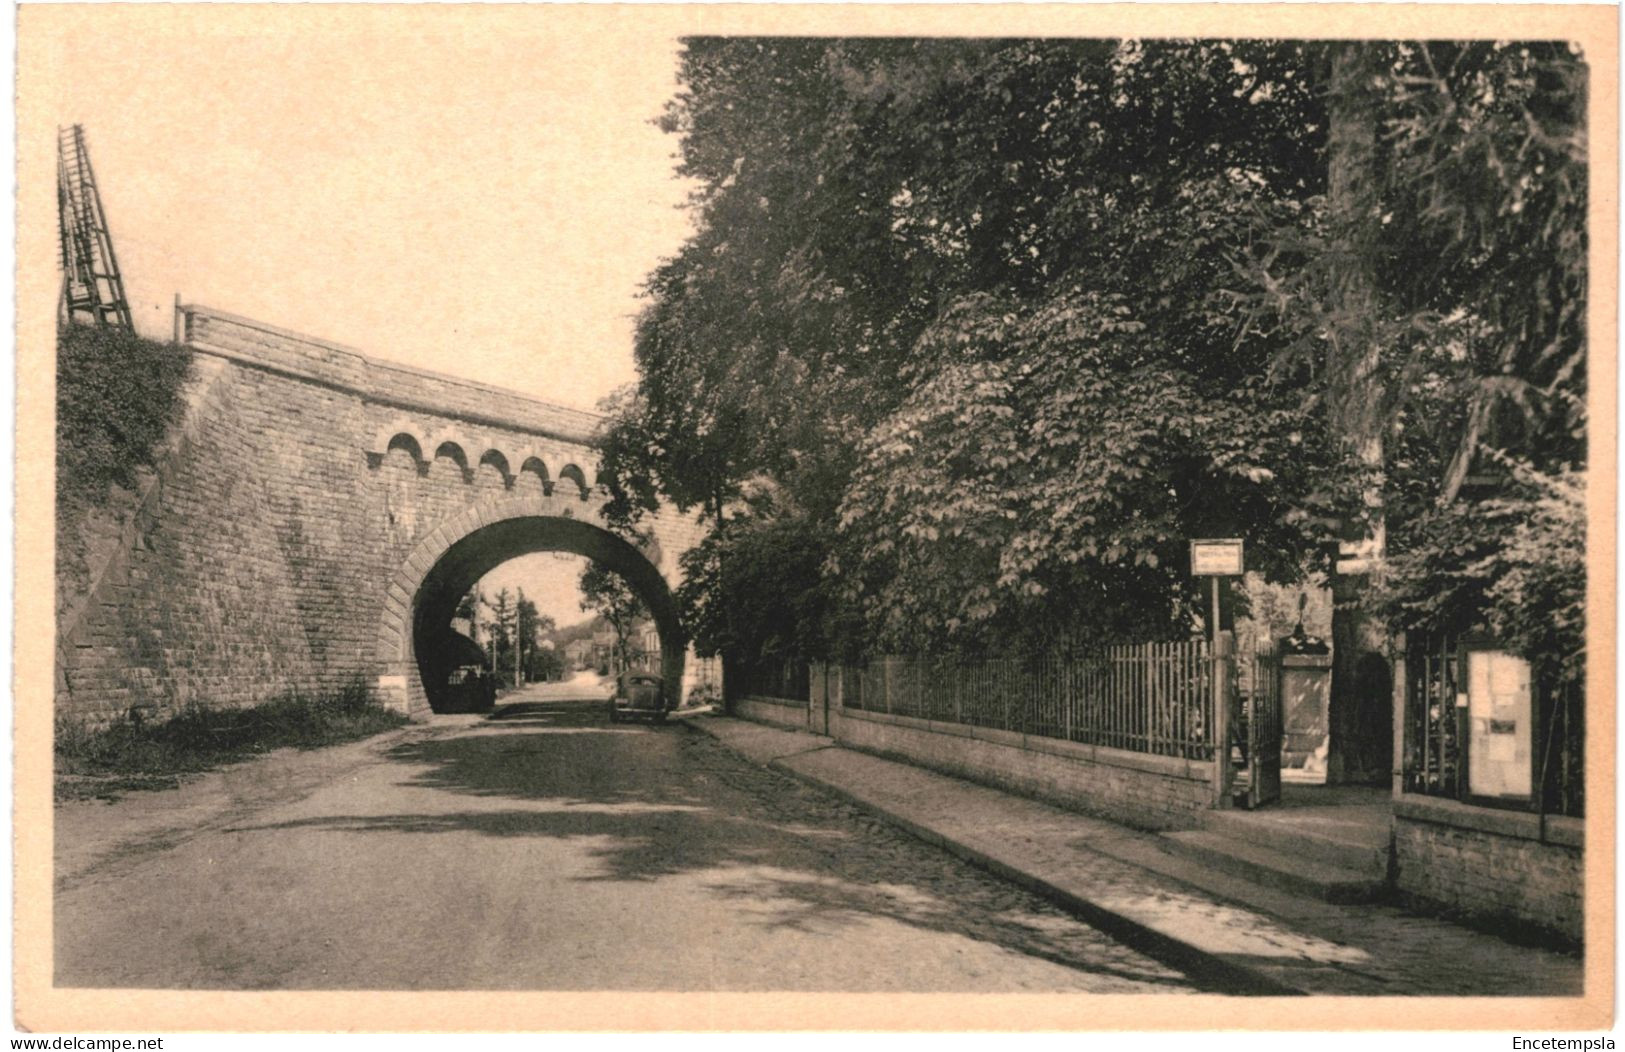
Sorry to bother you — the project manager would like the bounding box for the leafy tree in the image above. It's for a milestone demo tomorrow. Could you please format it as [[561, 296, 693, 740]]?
[[1238, 41, 1588, 668], [525, 644, 565, 683], [1377, 457, 1585, 689], [578, 563, 649, 674], [678, 506, 840, 660], [834, 287, 1357, 652], [510, 591, 556, 684], [610, 37, 1584, 671], [608, 38, 1355, 656]]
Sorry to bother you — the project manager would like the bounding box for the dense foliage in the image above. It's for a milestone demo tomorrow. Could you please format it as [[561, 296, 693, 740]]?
[[1377, 458, 1586, 689], [55, 324, 195, 621], [578, 562, 651, 670], [57, 324, 193, 509], [55, 678, 406, 802], [1241, 42, 1589, 677], [676, 508, 839, 660], [603, 39, 1587, 670], [835, 287, 1356, 650]]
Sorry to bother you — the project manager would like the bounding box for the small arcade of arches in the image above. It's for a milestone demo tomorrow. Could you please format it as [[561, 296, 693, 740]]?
[[382, 504, 684, 716], [368, 426, 594, 499]]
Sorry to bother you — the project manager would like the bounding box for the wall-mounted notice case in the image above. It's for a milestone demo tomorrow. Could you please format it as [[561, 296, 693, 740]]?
[[1465, 648, 1533, 801]]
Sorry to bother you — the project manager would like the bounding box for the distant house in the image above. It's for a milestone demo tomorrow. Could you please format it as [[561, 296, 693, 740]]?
[[591, 629, 615, 672], [563, 638, 594, 670], [582, 621, 663, 675], [635, 622, 661, 671]]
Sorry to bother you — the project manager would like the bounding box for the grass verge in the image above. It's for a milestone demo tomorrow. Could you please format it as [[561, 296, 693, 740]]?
[[55, 679, 409, 802]]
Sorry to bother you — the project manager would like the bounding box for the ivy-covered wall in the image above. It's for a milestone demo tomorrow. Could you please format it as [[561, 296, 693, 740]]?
[[55, 325, 194, 627]]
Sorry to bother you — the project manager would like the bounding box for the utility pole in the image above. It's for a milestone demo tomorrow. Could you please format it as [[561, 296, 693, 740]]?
[[514, 589, 527, 687]]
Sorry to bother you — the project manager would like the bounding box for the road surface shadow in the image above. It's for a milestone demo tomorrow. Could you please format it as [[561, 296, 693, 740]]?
[[489, 700, 609, 723], [377, 728, 708, 809], [234, 802, 1194, 990], [703, 869, 1198, 992], [228, 711, 1203, 990], [484, 708, 606, 728]]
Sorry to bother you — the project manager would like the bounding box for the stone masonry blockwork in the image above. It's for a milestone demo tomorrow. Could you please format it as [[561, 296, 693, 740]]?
[[1394, 812, 1582, 943], [57, 307, 708, 725], [829, 709, 1215, 831]]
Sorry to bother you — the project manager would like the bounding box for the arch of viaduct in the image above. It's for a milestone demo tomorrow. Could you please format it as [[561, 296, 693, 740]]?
[[56, 306, 709, 724]]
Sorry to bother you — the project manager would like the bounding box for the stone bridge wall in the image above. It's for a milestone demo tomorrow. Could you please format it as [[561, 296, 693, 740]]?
[[56, 307, 706, 725]]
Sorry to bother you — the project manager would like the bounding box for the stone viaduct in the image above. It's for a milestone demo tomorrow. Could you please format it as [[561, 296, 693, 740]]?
[[56, 305, 711, 724]]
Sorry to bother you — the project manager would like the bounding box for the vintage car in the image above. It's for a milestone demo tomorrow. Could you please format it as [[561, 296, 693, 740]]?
[[608, 671, 671, 724], [443, 664, 497, 713]]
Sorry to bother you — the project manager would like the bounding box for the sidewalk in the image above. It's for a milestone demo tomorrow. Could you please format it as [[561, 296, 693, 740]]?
[[685, 714, 1584, 997]]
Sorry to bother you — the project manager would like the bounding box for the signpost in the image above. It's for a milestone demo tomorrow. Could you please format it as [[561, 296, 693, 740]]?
[[1191, 538, 1243, 638], [1190, 538, 1244, 577], [1191, 539, 1243, 806]]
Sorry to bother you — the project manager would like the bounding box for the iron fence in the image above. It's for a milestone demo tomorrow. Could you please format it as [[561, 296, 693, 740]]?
[[1540, 679, 1584, 817], [1234, 648, 1282, 755], [843, 641, 1218, 761], [1403, 637, 1462, 800], [733, 655, 811, 703]]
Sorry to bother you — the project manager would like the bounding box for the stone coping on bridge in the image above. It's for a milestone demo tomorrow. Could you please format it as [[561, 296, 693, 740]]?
[[180, 304, 605, 445]]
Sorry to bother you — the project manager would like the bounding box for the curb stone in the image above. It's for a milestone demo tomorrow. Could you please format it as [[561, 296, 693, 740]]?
[[682, 712, 1301, 996]]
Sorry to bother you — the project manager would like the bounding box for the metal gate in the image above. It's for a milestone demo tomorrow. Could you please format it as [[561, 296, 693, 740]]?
[[1236, 649, 1283, 809]]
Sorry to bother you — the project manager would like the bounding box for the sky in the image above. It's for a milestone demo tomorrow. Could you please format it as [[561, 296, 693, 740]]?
[[39, 8, 696, 411], [31, 7, 698, 628], [478, 552, 595, 640]]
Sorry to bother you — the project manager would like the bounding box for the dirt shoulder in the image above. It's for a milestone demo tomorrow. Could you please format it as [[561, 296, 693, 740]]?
[[53, 721, 460, 894]]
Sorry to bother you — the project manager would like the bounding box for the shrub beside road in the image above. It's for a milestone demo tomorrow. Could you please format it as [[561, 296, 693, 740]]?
[[54, 679, 407, 802]]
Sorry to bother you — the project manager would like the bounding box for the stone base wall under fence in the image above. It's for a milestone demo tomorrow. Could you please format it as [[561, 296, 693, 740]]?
[[830, 708, 1215, 831], [1393, 795, 1583, 944], [734, 695, 811, 733]]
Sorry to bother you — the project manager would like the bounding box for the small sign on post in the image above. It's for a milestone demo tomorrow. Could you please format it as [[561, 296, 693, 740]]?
[[1190, 538, 1243, 807], [1190, 538, 1244, 577], [1189, 537, 1244, 631]]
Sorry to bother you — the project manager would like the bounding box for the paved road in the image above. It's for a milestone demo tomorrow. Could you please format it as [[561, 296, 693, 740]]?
[[518, 670, 613, 701], [54, 687, 1200, 992]]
